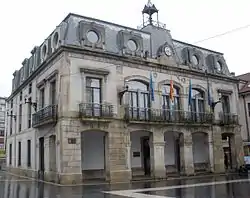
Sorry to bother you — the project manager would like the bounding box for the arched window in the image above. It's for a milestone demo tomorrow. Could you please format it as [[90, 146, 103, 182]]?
[[191, 89, 205, 113], [126, 80, 150, 120], [161, 84, 180, 110]]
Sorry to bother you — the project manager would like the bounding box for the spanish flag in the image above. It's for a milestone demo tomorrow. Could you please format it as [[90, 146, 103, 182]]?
[[170, 79, 174, 102]]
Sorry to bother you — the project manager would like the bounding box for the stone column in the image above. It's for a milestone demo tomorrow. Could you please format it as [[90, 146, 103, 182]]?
[[58, 119, 82, 184], [208, 131, 214, 172], [234, 128, 244, 167], [107, 121, 132, 183], [212, 126, 225, 173], [126, 141, 132, 171], [183, 131, 194, 175], [150, 131, 165, 179]]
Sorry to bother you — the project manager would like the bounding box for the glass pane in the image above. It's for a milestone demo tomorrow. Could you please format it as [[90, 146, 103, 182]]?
[[192, 89, 203, 98], [127, 40, 137, 51], [86, 88, 92, 103], [198, 99, 205, 113], [93, 88, 100, 104], [127, 81, 148, 91], [162, 85, 179, 95], [91, 79, 100, 88], [87, 31, 99, 43]]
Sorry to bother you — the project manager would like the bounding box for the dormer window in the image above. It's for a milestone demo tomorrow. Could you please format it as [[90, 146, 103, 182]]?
[[86, 30, 99, 44], [127, 39, 138, 52], [192, 55, 199, 66], [216, 61, 222, 72]]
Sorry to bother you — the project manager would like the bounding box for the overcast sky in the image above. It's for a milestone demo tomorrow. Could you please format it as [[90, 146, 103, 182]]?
[[0, 0, 249, 97]]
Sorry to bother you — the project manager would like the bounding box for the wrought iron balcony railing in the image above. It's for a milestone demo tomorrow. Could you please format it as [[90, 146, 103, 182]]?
[[79, 103, 114, 119], [219, 112, 239, 125], [32, 105, 58, 127], [124, 107, 213, 124]]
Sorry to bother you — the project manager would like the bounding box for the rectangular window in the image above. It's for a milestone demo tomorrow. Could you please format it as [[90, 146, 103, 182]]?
[[248, 103, 250, 117], [28, 83, 32, 94], [9, 144, 12, 165], [0, 130, 4, 136], [10, 110, 13, 135], [221, 95, 230, 113], [39, 88, 45, 109], [86, 78, 102, 104], [50, 81, 56, 105], [27, 140, 31, 167], [19, 104, 22, 132], [18, 141, 21, 166], [27, 98, 32, 128]]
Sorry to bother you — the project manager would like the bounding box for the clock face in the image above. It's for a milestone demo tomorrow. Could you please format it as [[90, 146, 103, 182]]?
[[164, 46, 172, 56]]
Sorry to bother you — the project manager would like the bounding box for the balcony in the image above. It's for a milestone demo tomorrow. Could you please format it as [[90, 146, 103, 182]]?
[[32, 105, 58, 128], [79, 103, 114, 121], [219, 113, 239, 125], [124, 107, 213, 124]]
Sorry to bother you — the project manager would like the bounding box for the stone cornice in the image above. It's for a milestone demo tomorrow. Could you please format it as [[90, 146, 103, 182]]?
[[8, 44, 238, 102], [64, 45, 238, 84]]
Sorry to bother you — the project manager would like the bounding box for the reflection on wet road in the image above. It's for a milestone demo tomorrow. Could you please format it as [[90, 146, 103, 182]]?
[[1, 171, 250, 198]]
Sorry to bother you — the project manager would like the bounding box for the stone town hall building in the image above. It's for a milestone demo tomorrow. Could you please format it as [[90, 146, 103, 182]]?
[[5, 1, 243, 184]]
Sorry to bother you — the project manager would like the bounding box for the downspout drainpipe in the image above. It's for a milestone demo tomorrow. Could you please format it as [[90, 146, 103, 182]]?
[[243, 95, 250, 142]]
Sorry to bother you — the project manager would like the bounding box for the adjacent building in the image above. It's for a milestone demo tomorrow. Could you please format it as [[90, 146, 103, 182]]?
[[237, 73, 250, 156], [0, 97, 6, 158], [5, 1, 243, 184]]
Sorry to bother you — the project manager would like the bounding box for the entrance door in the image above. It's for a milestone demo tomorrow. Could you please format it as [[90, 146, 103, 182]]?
[[175, 137, 181, 172], [39, 137, 45, 180], [141, 137, 150, 176]]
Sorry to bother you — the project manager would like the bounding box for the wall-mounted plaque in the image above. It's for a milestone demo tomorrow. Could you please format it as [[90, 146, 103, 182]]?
[[133, 152, 140, 157], [68, 138, 76, 144]]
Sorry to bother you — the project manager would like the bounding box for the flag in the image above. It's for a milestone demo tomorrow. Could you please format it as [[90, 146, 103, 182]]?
[[170, 79, 174, 102], [188, 79, 192, 107], [149, 72, 155, 101]]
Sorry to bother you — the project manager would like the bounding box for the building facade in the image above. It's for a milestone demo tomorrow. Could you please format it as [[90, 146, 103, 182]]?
[[5, 2, 243, 184], [237, 73, 250, 155], [0, 97, 6, 158]]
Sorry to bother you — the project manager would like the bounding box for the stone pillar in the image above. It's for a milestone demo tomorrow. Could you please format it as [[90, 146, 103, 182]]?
[[230, 126, 244, 168], [212, 126, 225, 173], [183, 131, 194, 175], [208, 131, 214, 172], [107, 121, 132, 183], [58, 119, 82, 184], [151, 132, 166, 179], [234, 129, 244, 167], [126, 141, 132, 170]]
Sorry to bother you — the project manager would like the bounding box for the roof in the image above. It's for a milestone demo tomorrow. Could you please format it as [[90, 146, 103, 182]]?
[[237, 73, 250, 94], [237, 72, 250, 81]]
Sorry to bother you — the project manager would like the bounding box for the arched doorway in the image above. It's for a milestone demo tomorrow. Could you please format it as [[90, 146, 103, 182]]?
[[222, 133, 235, 170], [164, 132, 183, 174], [130, 130, 152, 178], [192, 132, 209, 172], [81, 130, 108, 181]]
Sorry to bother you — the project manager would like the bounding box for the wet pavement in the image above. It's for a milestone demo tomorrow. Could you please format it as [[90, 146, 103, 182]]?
[[1, 171, 250, 197]]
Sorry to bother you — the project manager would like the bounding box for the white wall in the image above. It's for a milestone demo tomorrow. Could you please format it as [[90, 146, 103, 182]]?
[[81, 131, 105, 170], [192, 133, 209, 163], [164, 132, 175, 165]]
